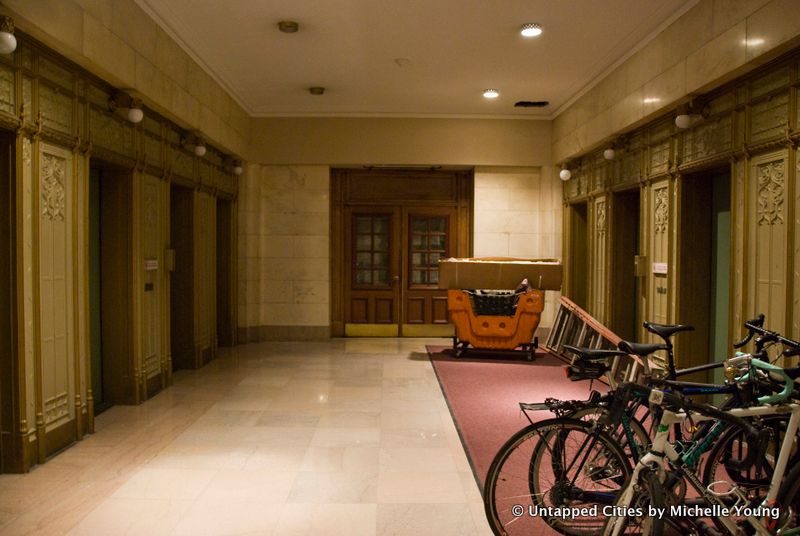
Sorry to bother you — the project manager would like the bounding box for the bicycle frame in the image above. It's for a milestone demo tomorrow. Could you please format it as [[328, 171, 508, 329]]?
[[607, 403, 800, 536]]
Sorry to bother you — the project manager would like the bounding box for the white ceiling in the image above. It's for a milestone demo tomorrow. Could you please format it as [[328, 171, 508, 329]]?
[[135, 0, 696, 119]]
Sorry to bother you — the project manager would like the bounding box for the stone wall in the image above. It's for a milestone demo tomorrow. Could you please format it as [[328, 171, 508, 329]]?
[[238, 165, 331, 341], [473, 166, 563, 330]]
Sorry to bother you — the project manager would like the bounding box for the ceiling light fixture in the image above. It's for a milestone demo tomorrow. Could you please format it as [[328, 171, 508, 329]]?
[[520, 23, 542, 37], [0, 16, 16, 55], [109, 91, 144, 123], [603, 148, 616, 160], [483, 89, 499, 99], [308, 86, 325, 95], [278, 20, 299, 33], [559, 164, 571, 181]]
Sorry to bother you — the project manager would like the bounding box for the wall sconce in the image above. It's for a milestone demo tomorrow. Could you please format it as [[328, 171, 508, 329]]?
[[182, 133, 206, 157], [109, 91, 144, 123], [224, 156, 244, 175], [674, 100, 708, 129], [0, 16, 16, 55], [559, 164, 571, 181], [603, 138, 625, 160], [674, 113, 694, 129]]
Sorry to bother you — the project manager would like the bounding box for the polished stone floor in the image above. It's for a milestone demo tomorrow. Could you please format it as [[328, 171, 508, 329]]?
[[0, 339, 492, 535]]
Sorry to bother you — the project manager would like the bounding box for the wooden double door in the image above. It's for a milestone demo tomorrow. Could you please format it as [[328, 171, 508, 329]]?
[[346, 206, 455, 336], [331, 169, 473, 337]]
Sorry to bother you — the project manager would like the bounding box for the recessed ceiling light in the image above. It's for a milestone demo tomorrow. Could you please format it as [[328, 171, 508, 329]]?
[[278, 20, 299, 33], [483, 89, 499, 99], [520, 23, 542, 37], [309, 86, 325, 95]]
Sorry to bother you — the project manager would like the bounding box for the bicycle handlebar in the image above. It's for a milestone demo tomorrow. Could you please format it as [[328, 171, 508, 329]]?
[[732, 314, 800, 356], [733, 356, 796, 405], [733, 314, 765, 348]]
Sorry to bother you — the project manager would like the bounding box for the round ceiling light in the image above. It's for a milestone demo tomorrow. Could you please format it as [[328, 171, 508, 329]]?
[[483, 89, 499, 99], [520, 23, 542, 38], [278, 20, 299, 33]]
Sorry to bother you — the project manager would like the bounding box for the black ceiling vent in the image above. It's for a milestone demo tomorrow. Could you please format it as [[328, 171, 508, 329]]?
[[514, 100, 549, 108]]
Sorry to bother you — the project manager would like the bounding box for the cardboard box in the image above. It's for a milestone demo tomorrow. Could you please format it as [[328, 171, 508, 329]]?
[[438, 257, 562, 290]]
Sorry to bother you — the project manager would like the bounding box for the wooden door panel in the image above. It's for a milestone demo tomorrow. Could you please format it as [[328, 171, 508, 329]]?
[[344, 208, 401, 330], [402, 208, 454, 327], [351, 298, 368, 323], [406, 298, 425, 324], [432, 297, 449, 324], [375, 298, 395, 323]]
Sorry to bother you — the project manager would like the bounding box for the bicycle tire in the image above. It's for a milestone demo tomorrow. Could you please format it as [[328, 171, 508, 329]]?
[[570, 405, 650, 462], [702, 414, 798, 495], [602, 468, 665, 536], [484, 417, 632, 536], [775, 460, 800, 532]]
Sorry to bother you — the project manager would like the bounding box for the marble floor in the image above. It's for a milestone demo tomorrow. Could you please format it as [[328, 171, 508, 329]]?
[[0, 338, 493, 536]]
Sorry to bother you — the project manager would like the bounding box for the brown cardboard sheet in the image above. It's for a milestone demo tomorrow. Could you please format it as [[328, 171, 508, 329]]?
[[438, 257, 562, 290]]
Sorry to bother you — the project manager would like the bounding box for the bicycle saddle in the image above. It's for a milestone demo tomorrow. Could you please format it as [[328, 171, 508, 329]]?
[[644, 321, 694, 340], [618, 340, 667, 357], [562, 345, 629, 361]]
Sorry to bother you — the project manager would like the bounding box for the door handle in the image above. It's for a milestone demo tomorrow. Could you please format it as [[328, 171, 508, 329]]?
[[392, 275, 400, 286]]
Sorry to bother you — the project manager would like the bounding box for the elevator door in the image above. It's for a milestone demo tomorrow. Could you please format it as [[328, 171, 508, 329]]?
[[678, 168, 731, 376], [0, 136, 12, 472], [610, 189, 641, 342], [567, 202, 589, 310]]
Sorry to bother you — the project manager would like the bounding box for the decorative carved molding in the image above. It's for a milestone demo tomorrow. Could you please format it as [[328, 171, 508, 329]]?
[[756, 160, 785, 226], [750, 94, 789, 143], [41, 153, 66, 221], [22, 137, 31, 166], [596, 201, 606, 235], [684, 116, 732, 164], [39, 85, 73, 134], [654, 188, 668, 233], [44, 392, 69, 424], [0, 66, 14, 115]]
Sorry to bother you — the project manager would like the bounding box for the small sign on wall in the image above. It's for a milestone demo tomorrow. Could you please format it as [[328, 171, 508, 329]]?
[[144, 259, 159, 271], [652, 262, 668, 275]]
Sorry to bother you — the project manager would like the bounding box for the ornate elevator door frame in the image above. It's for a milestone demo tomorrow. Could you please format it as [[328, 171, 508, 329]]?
[[331, 168, 473, 337]]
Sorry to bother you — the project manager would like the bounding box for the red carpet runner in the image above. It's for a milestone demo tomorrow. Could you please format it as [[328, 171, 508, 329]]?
[[427, 346, 602, 488]]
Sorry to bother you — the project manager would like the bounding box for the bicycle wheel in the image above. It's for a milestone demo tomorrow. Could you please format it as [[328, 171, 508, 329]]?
[[602, 468, 664, 536], [775, 461, 800, 533], [484, 417, 632, 536], [702, 414, 798, 496], [571, 403, 650, 462]]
